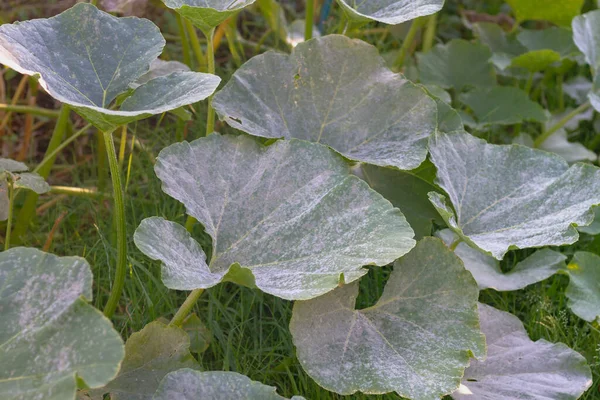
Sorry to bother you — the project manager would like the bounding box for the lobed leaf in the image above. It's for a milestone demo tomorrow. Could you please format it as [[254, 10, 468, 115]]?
[[0, 247, 124, 399], [564, 252, 600, 323], [289, 238, 485, 400], [429, 131, 600, 259], [452, 304, 593, 399], [162, 0, 256, 34], [213, 35, 437, 171], [134, 134, 415, 300], [335, 0, 444, 25]]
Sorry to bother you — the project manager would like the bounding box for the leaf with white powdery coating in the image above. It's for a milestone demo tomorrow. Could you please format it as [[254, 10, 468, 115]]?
[[429, 131, 600, 260], [564, 252, 600, 323], [152, 369, 305, 400], [213, 35, 437, 171], [452, 304, 592, 400], [290, 238, 485, 400], [162, 0, 256, 34], [0, 4, 220, 132], [134, 134, 415, 300], [0, 247, 124, 400], [335, 0, 444, 25], [573, 10, 600, 111]]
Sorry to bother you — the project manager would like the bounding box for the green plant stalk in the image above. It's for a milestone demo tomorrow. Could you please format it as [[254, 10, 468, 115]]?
[[50, 185, 111, 199], [422, 14, 437, 52], [524, 72, 534, 95], [97, 130, 108, 192], [186, 21, 207, 72], [34, 123, 91, 174], [225, 18, 242, 68], [118, 125, 127, 170], [177, 15, 192, 68], [102, 128, 127, 319], [169, 288, 204, 327], [534, 101, 592, 148], [305, 0, 315, 41], [206, 27, 216, 136], [12, 105, 71, 242], [557, 74, 565, 112], [0, 104, 61, 118], [4, 179, 14, 251], [395, 17, 424, 70]]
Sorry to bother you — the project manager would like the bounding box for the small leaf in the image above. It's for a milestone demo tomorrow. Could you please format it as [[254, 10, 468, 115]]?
[[162, 0, 256, 34], [152, 369, 305, 400], [564, 252, 600, 323], [14, 172, 51, 194], [510, 49, 561, 72], [290, 238, 485, 399], [417, 39, 496, 91], [459, 86, 548, 126], [0, 158, 27, 173], [134, 134, 415, 300], [452, 304, 593, 400], [213, 35, 437, 171], [429, 131, 600, 260], [82, 321, 200, 400], [437, 229, 566, 291], [506, 0, 584, 26], [0, 247, 124, 399], [335, 0, 444, 25]]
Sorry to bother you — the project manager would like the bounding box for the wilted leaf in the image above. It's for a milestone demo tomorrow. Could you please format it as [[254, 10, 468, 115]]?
[[335, 0, 444, 25], [290, 238, 485, 399], [429, 131, 600, 259], [162, 0, 256, 34], [134, 134, 415, 300], [564, 252, 600, 322], [437, 229, 566, 291], [417, 39, 496, 91], [459, 86, 547, 126], [506, 0, 584, 26], [452, 304, 593, 399], [213, 35, 437, 171], [83, 321, 199, 400], [0, 247, 124, 399], [153, 369, 305, 399], [0, 4, 220, 132]]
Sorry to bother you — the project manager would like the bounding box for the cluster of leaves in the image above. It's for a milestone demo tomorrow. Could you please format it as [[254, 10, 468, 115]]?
[[1, 0, 600, 399]]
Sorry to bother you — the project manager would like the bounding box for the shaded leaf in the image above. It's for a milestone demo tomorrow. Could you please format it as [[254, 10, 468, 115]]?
[[335, 0, 444, 25], [437, 229, 566, 291], [152, 369, 305, 400], [182, 314, 212, 354], [134, 134, 415, 300], [83, 321, 199, 400], [472, 22, 526, 70], [564, 252, 600, 322], [429, 131, 600, 259], [213, 35, 437, 171], [0, 247, 124, 399], [452, 304, 593, 399], [564, 76, 593, 104], [506, 0, 584, 26], [162, 0, 256, 34], [417, 39, 496, 91], [290, 238, 485, 400], [518, 27, 581, 59]]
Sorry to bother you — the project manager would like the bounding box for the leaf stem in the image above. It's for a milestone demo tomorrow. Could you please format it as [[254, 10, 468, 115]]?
[[449, 238, 461, 251], [34, 123, 91, 174], [176, 15, 192, 68], [395, 17, 424, 71], [102, 129, 128, 319], [533, 101, 592, 148], [186, 20, 207, 72], [206, 27, 217, 136], [4, 179, 14, 251], [169, 289, 205, 327], [422, 14, 437, 52], [305, 0, 315, 41], [0, 103, 61, 118]]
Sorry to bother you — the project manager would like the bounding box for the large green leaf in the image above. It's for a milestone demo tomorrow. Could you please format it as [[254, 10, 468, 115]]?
[[459, 86, 547, 126], [437, 229, 566, 291], [335, 0, 444, 25], [152, 369, 305, 399], [162, 0, 256, 34], [573, 10, 600, 112], [472, 22, 526, 70], [429, 131, 600, 260], [359, 161, 443, 239], [213, 35, 437, 171], [416, 39, 496, 91], [506, 0, 584, 26], [452, 304, 592, 399], [134, 134, 415, 300], [0, 247, 124, 399], [0, 3, 220, 132], [82, 321, 200, 400], [564, 252, 600, 323], [289, 238, 485, 400]]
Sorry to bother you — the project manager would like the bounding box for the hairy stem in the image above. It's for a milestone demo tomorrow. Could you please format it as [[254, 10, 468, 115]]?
[[534, 101, 592, 148], [395, 17, 424, 70], [102, 129, 128, 319], [206, 27, 216, 136], [169, 289, 205, 327], [305, 0, 315, 41], [4, 179, 14, 251]]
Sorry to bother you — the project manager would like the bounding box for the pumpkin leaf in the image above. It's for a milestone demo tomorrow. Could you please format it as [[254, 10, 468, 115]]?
[[335, 0, 444, 25], [564, 252, 600, 323], [506, 0, 584, 26], [162, 0, 256, 34]]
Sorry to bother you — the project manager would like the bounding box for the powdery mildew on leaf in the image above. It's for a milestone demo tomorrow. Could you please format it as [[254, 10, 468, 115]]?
[[573, 10, 600, 111], [0, 247, 124, 400], [335, 0, 444, 25], [429, 131, 600, 260], [152, 369, 305, 400], [564, 252, 600, 323], [452, 304, 592, 399], [162, 0, 256, 34], [213, 35, 437, 171], [289, 238, 485, 400], [0, 3, 220, 132], [437, 229, 566, 291], [134, 134, 415, 300]]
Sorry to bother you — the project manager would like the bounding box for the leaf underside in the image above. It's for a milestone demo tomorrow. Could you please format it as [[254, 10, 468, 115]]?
[[162, 0, 256, 33]]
